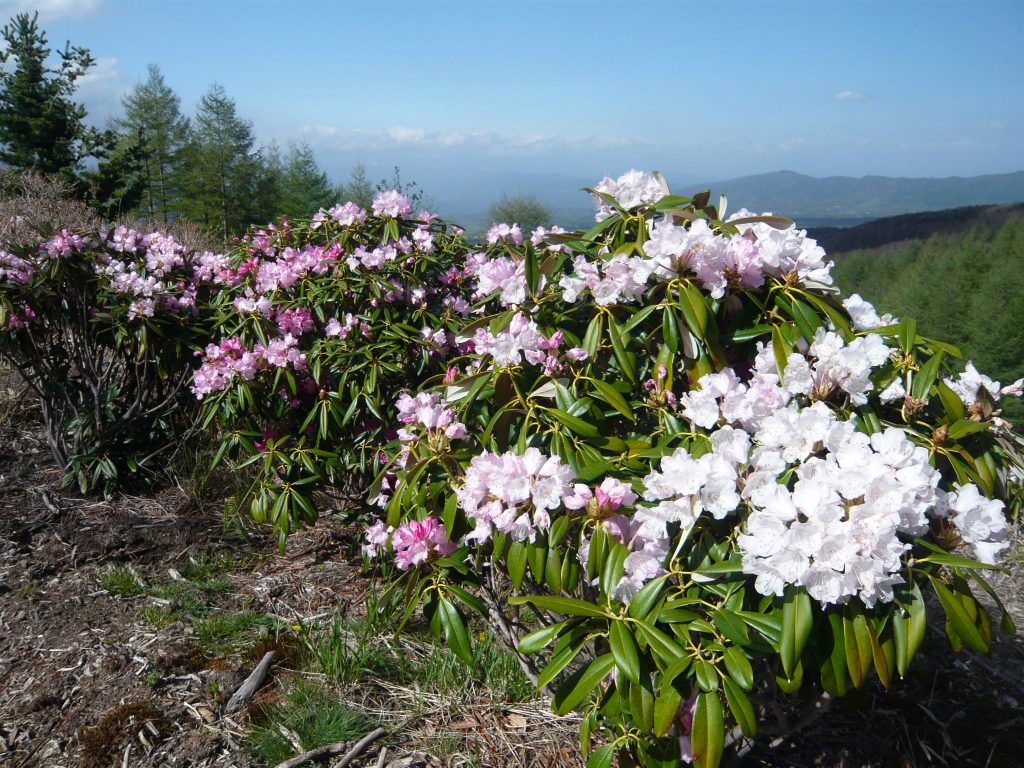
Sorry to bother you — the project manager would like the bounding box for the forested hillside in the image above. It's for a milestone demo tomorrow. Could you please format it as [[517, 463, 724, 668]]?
[[832, 213, 1024, 423]]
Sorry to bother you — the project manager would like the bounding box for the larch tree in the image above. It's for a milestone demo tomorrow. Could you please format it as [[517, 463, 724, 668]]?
[[179, 83, 260, 241], [116, 64, 190, 223]]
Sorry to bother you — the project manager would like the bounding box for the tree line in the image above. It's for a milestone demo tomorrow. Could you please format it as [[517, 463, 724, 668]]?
[[0, 12, 435, 242]]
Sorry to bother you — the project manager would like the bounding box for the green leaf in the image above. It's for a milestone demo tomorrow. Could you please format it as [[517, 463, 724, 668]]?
[[507, 541, 527, 589], [653, 683, 682, 737], [627, 575, 667, 621], [524, 240, 539, 294], [606, 313, 636, 384], [600, 542, 629, 598], [779, 588, 813, 678], [508, 595, 609, 618], [722, 647, 753, 690], [537, 633, 589, 688], [937, 380, 965, 421], [662, 306, 680, 353], [771, 324, 790, 382], [519, 621, 566, 655], [548, 408, 601, 438], [911, 350, 945, 399], [695, 658, 718, 692], [736, 611, 782, 645], [553, 653, 616, 715], [582, 313, 604, 358], [899, 317, 917, 353], [843, 603, 872, 689], [722, 676, 756, 738], [438, 597, 473, 664], [585, 744, 615, 768], [931, 577, 989, 654], [678, 281, 709, 338], [590, 377, 635, 421], [947, 419, 989, 441], [691, 691, 725, 768], [634, 619, 686, 665]]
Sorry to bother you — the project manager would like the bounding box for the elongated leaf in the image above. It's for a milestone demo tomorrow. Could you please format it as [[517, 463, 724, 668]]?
[[553, 653, 616, 715], [508, 595, 609, 618], [937, 380, 966, 421], [931, 577, 989, 653], [723, 676, 756, 738], [912, 350, 945, 399], [537, 633, 589, 688], [635, 619, 687, 665], [590, 377, 635, 421], [627, 575, 667, 621], [585, 744, 615, 768], [438, 597, 473, 664], [722, 647, 753, 690], [507, 542, 527, 589], [653, 683, 682, 737], [548, 408, 601, 438], [899, 317, 917, 353], [606, 313, 636, 384], [780, 588, 813, 678], [519, 621, 566, 655], [691, 691, 725, 768]]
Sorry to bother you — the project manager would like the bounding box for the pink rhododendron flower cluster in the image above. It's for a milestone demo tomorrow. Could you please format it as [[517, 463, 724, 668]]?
[[41, 229, 90, 258], [371, 189, 412, 219], [485, 222, 523, 246], [456, 448, 575, 543], [0, 250, 34, 284], [325, 313, 371, 340], [470, 313, 586, 373], [191, 334, 307, 399], [328, 201, 368, 227]]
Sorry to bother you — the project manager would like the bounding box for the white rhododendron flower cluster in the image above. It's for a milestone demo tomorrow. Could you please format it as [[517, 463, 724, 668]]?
[[945, 361, 1024, 408], [936, 484, 1011, 564], [592, 169, 667, 221]]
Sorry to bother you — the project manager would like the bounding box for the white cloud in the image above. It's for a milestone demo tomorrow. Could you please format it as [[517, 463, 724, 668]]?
[[302, 124, 634, 157], [0, 0, 102, 21], [834, 90, 867, 102], [73, 56, 126, 124]]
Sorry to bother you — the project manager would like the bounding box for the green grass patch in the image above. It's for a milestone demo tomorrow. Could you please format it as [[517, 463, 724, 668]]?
[[193, 610, 278, 657], [98, 566, 146, 597], [247, 680, 376, 765]]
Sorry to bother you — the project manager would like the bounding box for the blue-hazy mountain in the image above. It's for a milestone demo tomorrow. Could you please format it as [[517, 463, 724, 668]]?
[[416, 168, 1024, 233]]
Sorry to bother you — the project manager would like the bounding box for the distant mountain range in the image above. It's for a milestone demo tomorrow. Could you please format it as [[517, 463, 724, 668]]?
[[431, 169, 1024, 234], [691, 170, 1024, 224]]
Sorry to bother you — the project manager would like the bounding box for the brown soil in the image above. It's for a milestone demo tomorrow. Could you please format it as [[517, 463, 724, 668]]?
[[1, 386, 1023, 768]]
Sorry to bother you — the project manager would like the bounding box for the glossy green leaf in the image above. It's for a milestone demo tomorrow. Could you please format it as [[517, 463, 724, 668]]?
[[722, 676, 756, 738], [931, 577, 989, 653], [691, 691, 724, 768], [780, 588, 813, 678], [553, 653, 615, 715], [722, 647, 753, 690], [508, 594, 609, 618]]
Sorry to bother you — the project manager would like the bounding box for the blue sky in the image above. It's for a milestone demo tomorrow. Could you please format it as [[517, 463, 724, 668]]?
[[10, 0, 1024, 191]]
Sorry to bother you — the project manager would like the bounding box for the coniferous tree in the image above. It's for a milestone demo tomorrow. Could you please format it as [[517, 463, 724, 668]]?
[[0, 12, 103, 178], [338, 163, 374, 209], [280, 141, 334, 218], [116, 64, 189, 223], [179, 83, 260, 241], [252, 139, 284, 225], [83, 126, 147, 220]]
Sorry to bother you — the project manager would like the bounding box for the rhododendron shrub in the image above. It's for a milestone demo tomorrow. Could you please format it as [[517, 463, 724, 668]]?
[[369, 172, 1023, 767], [194, 194, 474, 546], [0, 225, 221, 492]]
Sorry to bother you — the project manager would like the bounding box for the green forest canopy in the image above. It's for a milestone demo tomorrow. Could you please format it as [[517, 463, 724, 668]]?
[[832, 213, 1024, 424]]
